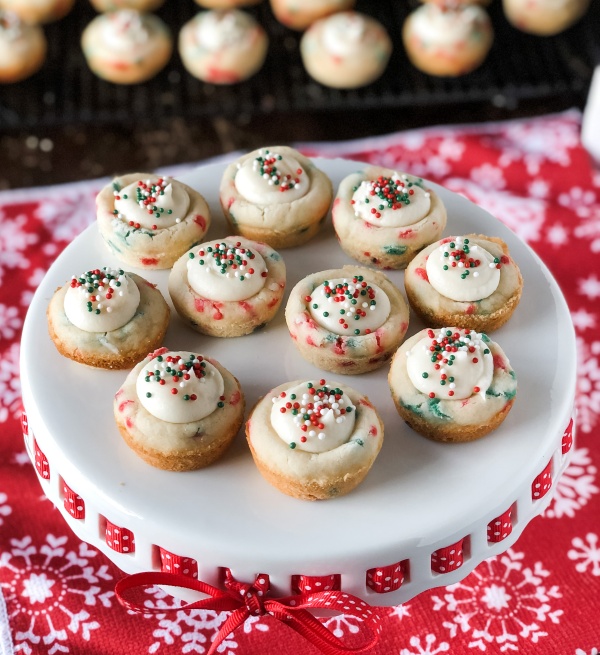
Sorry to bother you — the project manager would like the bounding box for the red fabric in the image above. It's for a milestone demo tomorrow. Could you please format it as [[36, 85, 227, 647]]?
[[1, 110, 600, 655]]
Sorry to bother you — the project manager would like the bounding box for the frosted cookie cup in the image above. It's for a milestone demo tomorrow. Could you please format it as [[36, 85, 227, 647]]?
[[269, 0, 355, 31], [246, 378, 383, 500], [405, 235, 523, 332], [300, 11, 392, 89], [179, 9, 268, 84], [332, 166, 446, 269], [47, 267, 169, 369], [0, 0, 74, 23], [97, 173, 210, 270], [503, 0, 589, 35], [219, 146, 333, 249], [89, 0, 165, 11], [0, 10, 46, 83], [115, 349, 245, 471], [402, 3, 493, 77], [286, 266, 409, 374], [81, 10, 172, 84], [389, 327, 517, 443], [169, 237, 286, 337]]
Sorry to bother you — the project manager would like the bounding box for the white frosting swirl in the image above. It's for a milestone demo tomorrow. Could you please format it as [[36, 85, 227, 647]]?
[[195, 10, 253, 51], [322, 13, 367, 56], [136, 351, 225, 423], [425, 237, 501, 301], [411, 4, 487, 46], [114, 176, 190, 231], [64, 267, 140, 333], [0, 11, 22, 41], [102, 10, 151, 53], [187, 239, 267, 301], [307, 276, 390, 336], [235, 149, 308, 205], [352, 174, 431, 227], [406, 328, 493, 400], [270, 380, 356, 453]]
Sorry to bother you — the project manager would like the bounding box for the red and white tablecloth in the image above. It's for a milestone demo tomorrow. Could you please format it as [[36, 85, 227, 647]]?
[[1, 110, 599, 655]]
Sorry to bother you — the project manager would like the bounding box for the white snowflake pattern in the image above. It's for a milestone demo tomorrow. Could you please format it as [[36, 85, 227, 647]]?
[[576, 337, 600, 434], [400, 634, 450, 655], [0, 343, 21, 424], [470, 163, 506, 190], [389, 604, 411, 621], [0, 211, 38, 287], [378, 134, 465, 178], [496, 118, 578, 174], [579, 275, 600, 300], [135, 586, 267, 654], [546, 223, 569, 247], [13, 451, 31, 466], [443, 179, 546, 243], [322, 613, 363, 639], [0, 304, 22, 340], [558, 187, 600, 253], [543, 447, 598, 518], [528, 179, 550, 198], [34, 189, 97, 243], [0, 492, 12, 527], [575, 648, 600, 655], [572, 309, 597, 332], [568, 533, 600, 576], [432, 548, 562, 652], [0, 534, 113, 655]]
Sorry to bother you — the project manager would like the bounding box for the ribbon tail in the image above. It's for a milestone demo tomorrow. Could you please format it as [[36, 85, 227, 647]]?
[[269, 605, 380, 655], [206, 608, 250, 655]]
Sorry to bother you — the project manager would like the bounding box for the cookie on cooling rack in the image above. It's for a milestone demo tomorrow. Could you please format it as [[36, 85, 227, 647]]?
[[193, 0, 262, 8], [404, 234, 523, 333], [332, 166, 447, 270], [246, 377, 383, 500], [96, 172, 210, 270], [179, 9, 268, 84], [503, 0, 589, 35], [269, 0, 355, 30], [47, 267, 170, 369], [285, 266, 409, 375], [89, 0, 165, 11], [169, 236, 286, 337], [0, 0, 74, 23], [0, 10, 46, 83], [389, 327, 517, 443], [300, 11, 392, 89], [81, 10, 172, 84], [220, 146, 333, 249], [402, 3, 493, 77], [115, 348, 245, 471]]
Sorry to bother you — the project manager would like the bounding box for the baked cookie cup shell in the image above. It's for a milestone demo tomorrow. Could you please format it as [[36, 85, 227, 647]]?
[[402, 17, 493, 77], [178, 18, 268, 84], [96, 173, 211, 269], [332, 167, 447, 270], [503, 0, 589, 35], [285, 265, 409, 375], [81, 19, 172, 84], [246, 381, 383, 500], [219, 147, 333, 249], [168, 238, 286, 337], [269, 0, 356, 30], [0, 28, 46, 83], [115, 351, 245, 471], [389, 329, 517, 443], [90, 0, 165, 11], [404, 234, 523, 333], [5, 0, 75, 23], [47, 273, 170, 369]]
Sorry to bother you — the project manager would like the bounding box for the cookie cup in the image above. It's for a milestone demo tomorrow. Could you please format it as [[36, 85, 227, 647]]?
[[402, 6, 493, 77], [2, 0, 75, 23], [286, 266, 409, 375], [269, 0, 356, 30], [219, 146, 333, 249], [168, 237, 286, 337], [405, 235, 523, 333], [96, 173, 210, 269], [0, 19, 46, 83], [47, 273, 169, 369], [389, 329, 517, 443], [503, 0, 589, 35], [246, 380, 383, 500], [115, 350, 245, 471], [81, 12, 172, 84], [90, 0, 165, 11], [332, 166, 447, 269]]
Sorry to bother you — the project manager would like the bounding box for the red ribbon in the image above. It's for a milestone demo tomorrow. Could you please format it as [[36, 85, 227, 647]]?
[[116, 570, 382, 655]]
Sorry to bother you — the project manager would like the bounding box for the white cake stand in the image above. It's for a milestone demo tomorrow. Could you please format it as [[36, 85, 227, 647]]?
[[20, 158, 576, 606]]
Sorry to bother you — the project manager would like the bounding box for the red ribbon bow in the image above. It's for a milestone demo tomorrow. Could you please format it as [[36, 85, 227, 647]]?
[[116, 570, 382, 655]]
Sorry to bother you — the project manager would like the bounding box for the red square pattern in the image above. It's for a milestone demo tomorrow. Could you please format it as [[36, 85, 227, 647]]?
[[366, 561, 405, 593], [33, 440, 50, 480], [62, 481, 85, 520], [562, 417, 574, 455], [431, 539, 464, 574], [21, 408, 28, 438], [487, 507, 513, 543], [532, 460, 553, 500], [291, 574, 341, 594]]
